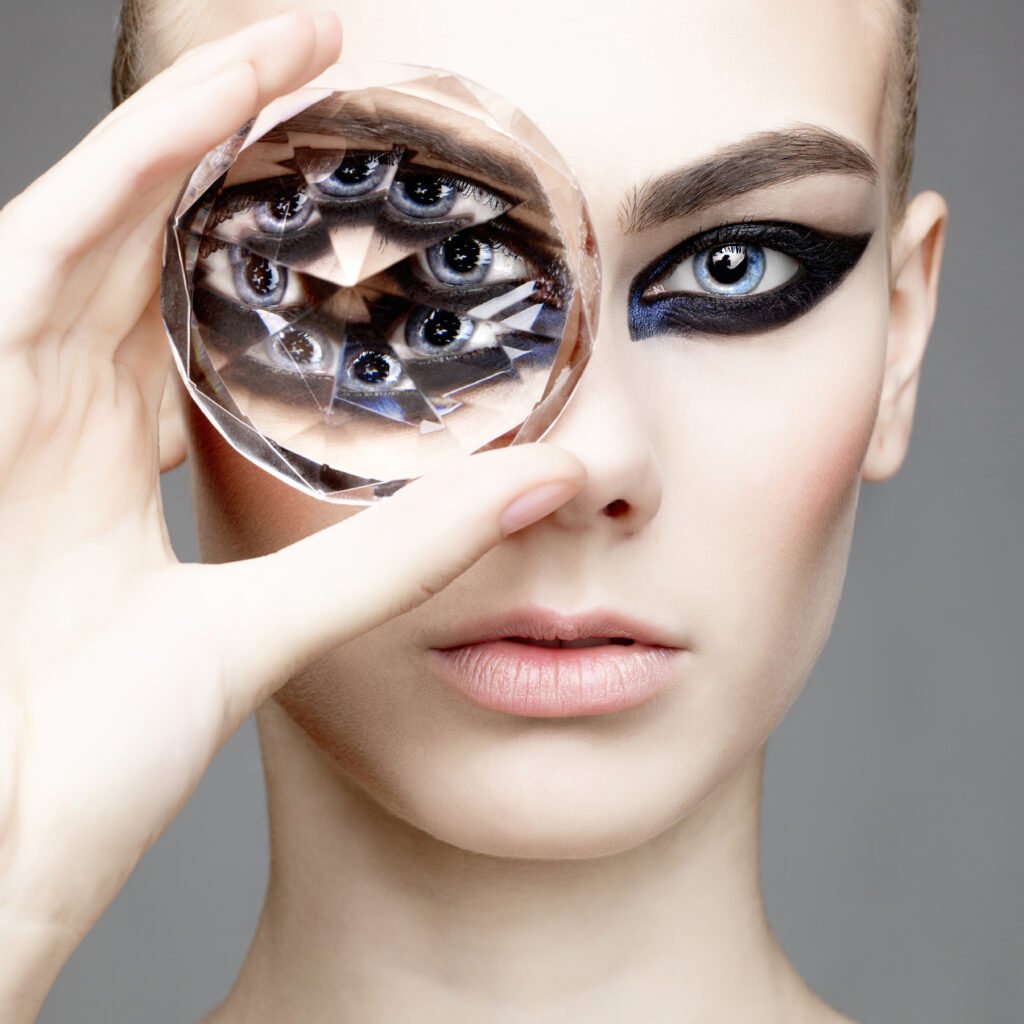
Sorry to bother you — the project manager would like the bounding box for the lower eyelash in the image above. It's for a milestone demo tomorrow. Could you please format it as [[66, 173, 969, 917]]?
[[629, 223, 872, 340]]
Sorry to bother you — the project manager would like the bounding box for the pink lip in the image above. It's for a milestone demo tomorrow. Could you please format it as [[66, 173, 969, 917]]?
[[430, 607, 687, 718]]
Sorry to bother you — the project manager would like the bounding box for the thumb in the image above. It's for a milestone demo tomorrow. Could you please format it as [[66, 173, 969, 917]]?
[[200, 443, 585, 722]]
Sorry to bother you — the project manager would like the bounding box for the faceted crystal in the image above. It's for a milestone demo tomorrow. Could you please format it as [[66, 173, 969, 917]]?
[[161, 62, 600, 503]]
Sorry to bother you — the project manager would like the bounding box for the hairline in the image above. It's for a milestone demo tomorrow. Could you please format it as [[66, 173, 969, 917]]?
[[111, 0, 920, 220]]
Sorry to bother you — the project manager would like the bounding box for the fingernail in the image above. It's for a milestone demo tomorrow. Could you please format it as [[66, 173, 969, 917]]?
[[499, 481, 579, 536], [312, 10, 342, 33]]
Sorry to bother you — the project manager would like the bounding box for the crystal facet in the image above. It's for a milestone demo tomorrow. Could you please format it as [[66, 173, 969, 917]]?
[[161, 62, 599, 504]]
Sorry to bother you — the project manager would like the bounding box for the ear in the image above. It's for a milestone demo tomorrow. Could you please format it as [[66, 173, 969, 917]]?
[[862, 190, 949, 482], [158, 371, 189, 473]]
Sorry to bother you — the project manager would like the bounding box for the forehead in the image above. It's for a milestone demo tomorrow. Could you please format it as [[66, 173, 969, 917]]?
[[185, 0, 894, 213]]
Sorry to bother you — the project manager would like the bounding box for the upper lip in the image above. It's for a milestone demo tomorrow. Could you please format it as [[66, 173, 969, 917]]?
[[431, 606, 686, 650]]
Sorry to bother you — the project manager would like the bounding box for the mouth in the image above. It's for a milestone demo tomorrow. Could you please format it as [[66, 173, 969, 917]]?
[[504, 636, 637, 648], [433, 606, 682, 650], [430, 607, 686, 718]]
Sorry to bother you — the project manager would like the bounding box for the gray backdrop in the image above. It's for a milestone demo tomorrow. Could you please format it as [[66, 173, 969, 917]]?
[[1, 1, 1020, 1021]]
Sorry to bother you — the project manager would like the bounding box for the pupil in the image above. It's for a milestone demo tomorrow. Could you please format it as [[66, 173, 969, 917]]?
[[270, 191, 306, 221], [245, 255, 279, 296], [708, 245, 749, 285], [277, 330, 316, 365], [442, 236, 482, 275], [333, 154, 377, 183], [352, 351, 393, 384], [421, 310, 464, 347], [404, 175, 446, 206]]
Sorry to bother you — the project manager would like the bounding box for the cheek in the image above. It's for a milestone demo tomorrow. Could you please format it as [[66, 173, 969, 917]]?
[[651, 265, 888, 719]]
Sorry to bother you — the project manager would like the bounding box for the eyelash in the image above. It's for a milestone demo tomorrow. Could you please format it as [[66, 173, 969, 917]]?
[[628, 221, 872, 340]]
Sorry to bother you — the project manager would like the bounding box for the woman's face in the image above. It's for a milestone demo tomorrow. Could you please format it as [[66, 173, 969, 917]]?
[[179, 0, 897, 856]]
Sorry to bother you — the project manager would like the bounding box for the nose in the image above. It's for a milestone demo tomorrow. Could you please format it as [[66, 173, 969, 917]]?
[[537, 324, 664, 533]]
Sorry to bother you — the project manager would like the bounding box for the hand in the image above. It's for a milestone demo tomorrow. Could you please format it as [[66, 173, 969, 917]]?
[[0, 13, 584, 1018]]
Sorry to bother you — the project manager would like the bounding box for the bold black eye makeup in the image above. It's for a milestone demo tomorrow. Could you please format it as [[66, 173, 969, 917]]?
[[628, 221, 873, 341]]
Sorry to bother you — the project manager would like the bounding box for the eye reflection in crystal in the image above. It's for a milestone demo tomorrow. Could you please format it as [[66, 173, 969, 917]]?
[[316, 153, 390, 198], [406, 307, 476, 354], [254, 191, 314, 234], [275, 328, 324, 369], [162, 63, 599, 502]]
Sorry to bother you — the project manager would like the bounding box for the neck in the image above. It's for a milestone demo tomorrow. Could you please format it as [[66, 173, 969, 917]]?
[[206, 701, 837, 1023]]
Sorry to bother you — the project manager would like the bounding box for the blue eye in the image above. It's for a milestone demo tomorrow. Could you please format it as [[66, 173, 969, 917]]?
[[694, 244, 766, 295], [317, 153, 389, 198], [253, 189, 314, 234], [343, 347, 405, 391], [629, 221, 872, 340], [270, 326, 326, 370], [425, 235, 494, 285], [231, 249, 287, 307], [405, 306, 477, 355], [389, 174, 458, 219]]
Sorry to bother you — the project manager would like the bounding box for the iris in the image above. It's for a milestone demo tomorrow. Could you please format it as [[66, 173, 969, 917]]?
[[232, 251, 287, 307], [426, 235, 494, 285], [345, 348, 403, 390], [695, 244, 766, 295], [254, 190, 313, 234], [271, 328, 324, 370], [405, 306, 477, 354], [389, 174, 459, 219], [317, 153, 389, 198]]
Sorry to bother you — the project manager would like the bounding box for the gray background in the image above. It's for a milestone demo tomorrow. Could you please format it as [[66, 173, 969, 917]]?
[[1, 1, 1019, 1021]]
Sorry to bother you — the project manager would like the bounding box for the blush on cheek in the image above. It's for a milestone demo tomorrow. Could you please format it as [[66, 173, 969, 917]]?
[[785, 335, 887, 544], [787, 383, 879, 537]]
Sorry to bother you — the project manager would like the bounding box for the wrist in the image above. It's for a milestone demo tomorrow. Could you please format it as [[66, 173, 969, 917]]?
[[0, 911, 81, 1022]]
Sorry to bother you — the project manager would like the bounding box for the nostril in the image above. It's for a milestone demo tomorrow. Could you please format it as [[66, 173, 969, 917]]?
[[602, 499, 631, 518]]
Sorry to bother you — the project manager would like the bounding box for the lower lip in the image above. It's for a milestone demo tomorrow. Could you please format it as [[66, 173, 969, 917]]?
[[430, 640, 683, 717]]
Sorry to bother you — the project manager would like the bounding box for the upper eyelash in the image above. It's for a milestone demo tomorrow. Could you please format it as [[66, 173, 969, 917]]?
[[205, 156, 511, 233], [642, 220, 853, 286], [396, 167, 511, 212]]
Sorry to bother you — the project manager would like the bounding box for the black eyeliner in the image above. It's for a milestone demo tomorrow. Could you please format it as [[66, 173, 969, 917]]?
[[629, 221, 873, 340]]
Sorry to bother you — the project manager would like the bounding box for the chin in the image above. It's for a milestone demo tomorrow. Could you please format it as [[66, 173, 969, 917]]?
[[272, 657, 771, 863], [378, 736, 766, 862]]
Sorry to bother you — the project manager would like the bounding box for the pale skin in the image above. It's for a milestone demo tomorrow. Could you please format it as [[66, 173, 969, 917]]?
[[0, 1, 947, 1022]]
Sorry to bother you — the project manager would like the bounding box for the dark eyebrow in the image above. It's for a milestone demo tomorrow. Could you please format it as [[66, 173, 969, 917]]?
[[284, 92, 541, 197], [619, 125, 878, 234]]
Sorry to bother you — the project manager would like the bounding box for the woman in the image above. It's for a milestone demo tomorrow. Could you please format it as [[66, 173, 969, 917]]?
[[0, 1, 947, 1020]]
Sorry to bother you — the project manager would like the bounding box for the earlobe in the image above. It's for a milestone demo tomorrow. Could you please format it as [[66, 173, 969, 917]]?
[[158, 371, 189, 473], [862, 190, 949, 482]]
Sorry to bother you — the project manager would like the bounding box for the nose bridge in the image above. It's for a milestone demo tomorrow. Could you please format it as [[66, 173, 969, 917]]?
[[539, 307, 664, 530]]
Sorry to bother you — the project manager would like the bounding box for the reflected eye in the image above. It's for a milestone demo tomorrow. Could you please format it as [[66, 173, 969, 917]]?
[[389, 174, 458, 219], [650, 243, 799, 298], [196, 244, 310, 310], [317, 153, 390, 197], [405, 306, 477, 355], [418, 232, 532, 289], [426, 235, 492, 285], [344, 347, 404, 391], [253, 190, 313, 234], [272, 326, 326, 370], [243, 324, 341, 378], [232, 250, 288, 307]]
